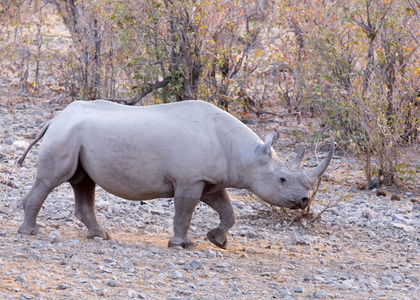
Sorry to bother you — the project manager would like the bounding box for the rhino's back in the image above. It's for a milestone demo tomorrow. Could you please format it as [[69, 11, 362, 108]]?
[[68, 99, 235, 125], [56, 99, 254, 151]]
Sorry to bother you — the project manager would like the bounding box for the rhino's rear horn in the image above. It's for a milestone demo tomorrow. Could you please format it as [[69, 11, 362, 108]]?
[[304, 137, 334, 186], [287, 145, 306, 170]]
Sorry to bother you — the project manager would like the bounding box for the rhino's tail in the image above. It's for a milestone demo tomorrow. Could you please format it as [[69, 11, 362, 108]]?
[[16, 120, 52, 167]]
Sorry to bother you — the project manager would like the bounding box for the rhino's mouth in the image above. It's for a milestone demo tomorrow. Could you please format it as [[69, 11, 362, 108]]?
[[283, 199, 308, 210], [288, 203, 305, 210]]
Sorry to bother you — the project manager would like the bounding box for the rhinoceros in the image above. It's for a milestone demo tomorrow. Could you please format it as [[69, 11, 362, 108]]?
[[17, 100, 333, 249]]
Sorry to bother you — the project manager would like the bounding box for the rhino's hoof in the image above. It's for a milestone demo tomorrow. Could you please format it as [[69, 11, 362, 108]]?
[[168, 237, 194, 249], [18, 224, 39, 236], [207, 228, 228, 249], [87, 228, 112, 240]]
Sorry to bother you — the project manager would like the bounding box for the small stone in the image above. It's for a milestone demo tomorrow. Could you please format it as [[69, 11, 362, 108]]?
[[121, 260, 133, 270], [376, 189, 387, 197], [290, 231, 309, 246], [12, 140, 28, 150], [400, 202, 413, 213], [391, 194, 400, 201], [65, 251, 74, 258], [105, 258, 117, 264], [392, 223, 406, 230], [381, 277, 392, 285], [48, 231, 62, 244], [392, 275, 402, 283], [96, 200, 110, 211], [127, 290, 138, 297], [0, 206, 10, 215], [361, 208, 378, 219], [293, 286, 303, 293], [240, 253, 248, 259], [343, 232, 352, 239], [278, 268, 287, 275], [171, 271, 183, 280], [31, 241, 44, 248], [15, 275, 26, 284], [57, 284, 68, 290], [197, 281, 207, 286], [348, 185, 357, 193], [50, 213, 66, 220], [339, 279, 354, 290], [59, 258, 69, 265], [107, 279, 116, 287], [367, 230, 377, 239], [186, 259, 202, 270], [206, 249, 216, 258], [312, 290, 327, 299], [101, 267, 113, 273], [367, 179, 380, 190], [4, 136, 14, 145], [315, 269, 325, 275], [232, 201, 245, 209], [410, 198, 420, 204]]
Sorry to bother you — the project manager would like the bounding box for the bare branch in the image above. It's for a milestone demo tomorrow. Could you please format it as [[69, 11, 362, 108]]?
[[128, 77, 172, 105]]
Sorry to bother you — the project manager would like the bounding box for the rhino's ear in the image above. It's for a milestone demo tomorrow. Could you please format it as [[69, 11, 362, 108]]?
[[257, 129, 279, 156]]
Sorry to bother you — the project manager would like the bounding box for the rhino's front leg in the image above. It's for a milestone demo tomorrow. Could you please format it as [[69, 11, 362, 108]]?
[[168, 182, 204, 249], [71, 173, 111, 240], [201, 189, 236, 249]]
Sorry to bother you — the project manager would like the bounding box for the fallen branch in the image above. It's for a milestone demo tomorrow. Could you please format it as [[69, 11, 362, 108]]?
[[306, 177, 322, 212], [309, 196, 342, 223], [240, 90, 301, 121], [255, 110, 301, 119]]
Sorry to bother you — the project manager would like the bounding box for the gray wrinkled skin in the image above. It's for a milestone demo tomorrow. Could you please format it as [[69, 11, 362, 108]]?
[[17, 100, 333, 249]]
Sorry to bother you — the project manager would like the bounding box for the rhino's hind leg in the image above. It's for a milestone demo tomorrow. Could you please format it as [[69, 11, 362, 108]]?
[[201, 189, 236, 249], [18, 179, 54, 235], [168, 182, 204, 249], [71, 171, 111, 240]]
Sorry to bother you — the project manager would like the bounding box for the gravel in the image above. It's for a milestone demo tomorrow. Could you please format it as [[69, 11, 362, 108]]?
[[0, 98, 419, 299]]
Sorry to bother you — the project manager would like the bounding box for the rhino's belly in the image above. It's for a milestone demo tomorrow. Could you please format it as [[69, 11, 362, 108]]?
[[98, 183, 175, 201], [91, 172, 175, 201], [81, 158, 176, 201]]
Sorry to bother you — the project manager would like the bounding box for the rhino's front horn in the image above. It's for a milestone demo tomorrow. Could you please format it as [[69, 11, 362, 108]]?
[[304, 137, 334, 186]]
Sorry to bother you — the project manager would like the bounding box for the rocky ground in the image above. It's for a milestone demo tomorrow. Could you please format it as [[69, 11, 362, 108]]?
[[0, 97, 419, 299]]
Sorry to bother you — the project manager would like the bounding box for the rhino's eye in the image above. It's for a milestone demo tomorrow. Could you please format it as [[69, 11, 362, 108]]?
[[279, 177, 286, 184]]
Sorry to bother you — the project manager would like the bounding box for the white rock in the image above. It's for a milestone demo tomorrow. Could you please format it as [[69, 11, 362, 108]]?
[[339, 279, 354, 290], [12, 141, 29, 150], [171, 270, 183, 280], [48, 231, 62, 244], [96, 200, 110, 211]]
